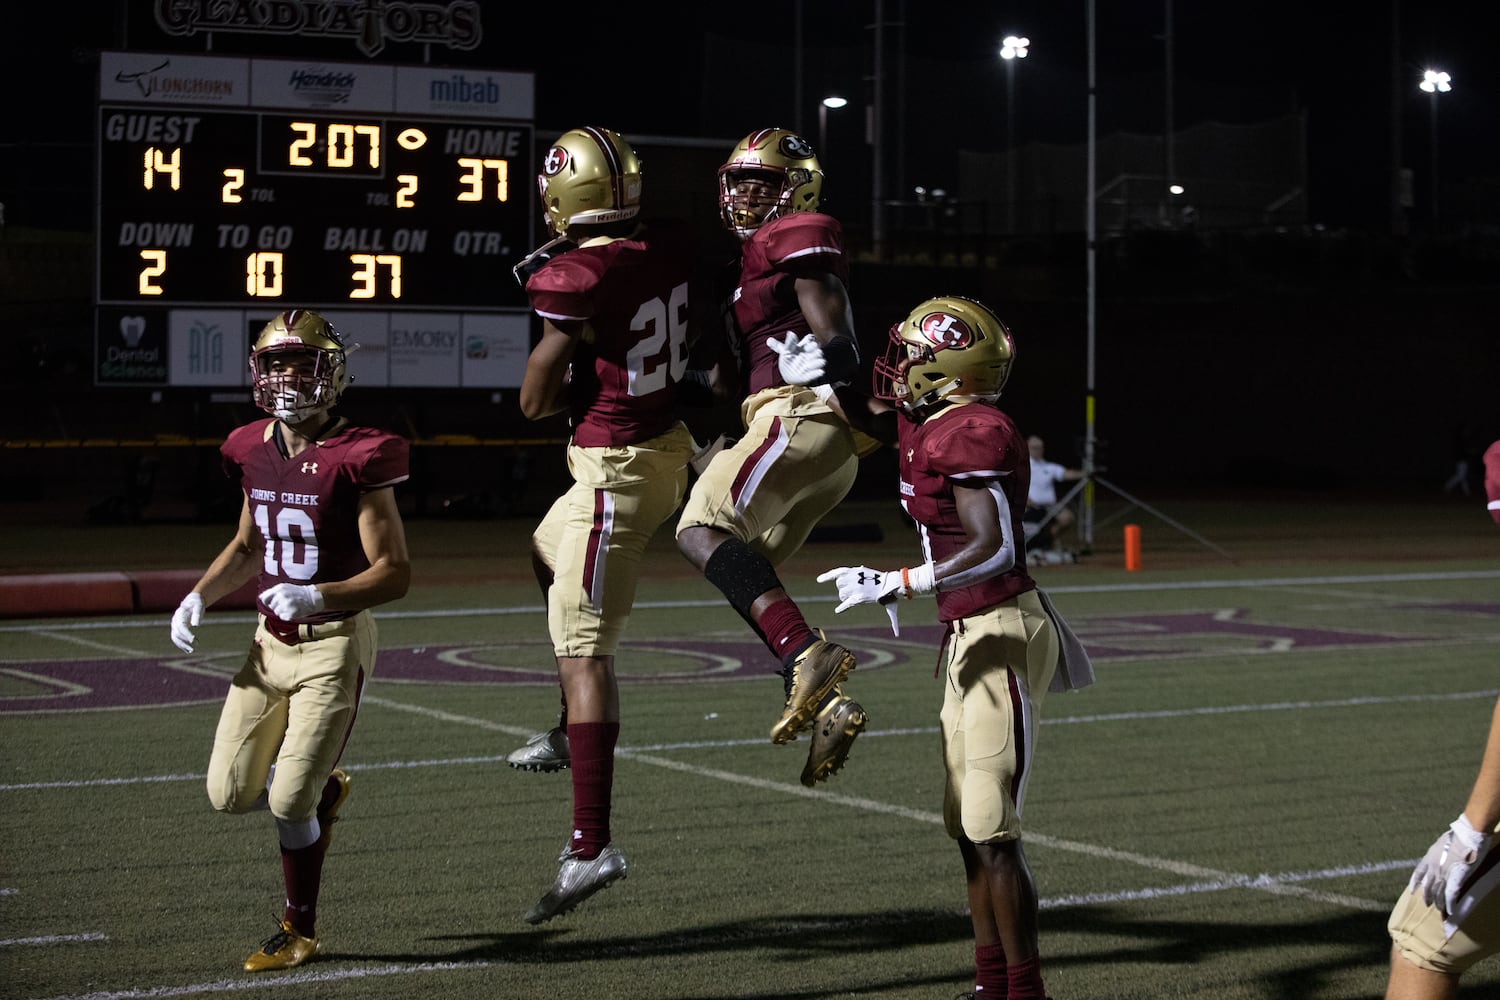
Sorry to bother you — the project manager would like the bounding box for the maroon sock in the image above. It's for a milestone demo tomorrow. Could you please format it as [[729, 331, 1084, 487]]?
[[280, 835, 329, 938], [975, 941, 1008, 996], [567, 721, 618, 859], [1005, 954, 1046, 999], [757, 598, 817, 664]]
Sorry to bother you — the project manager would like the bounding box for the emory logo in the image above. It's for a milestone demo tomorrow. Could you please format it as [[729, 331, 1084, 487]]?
[[917, 312, 973, 349], [542, 145, 569, 176], [301, 462, 319, 474]]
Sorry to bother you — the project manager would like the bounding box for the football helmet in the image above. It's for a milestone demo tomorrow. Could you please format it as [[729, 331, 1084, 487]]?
[[872, 296, 1015, 413], [249, 309, 351, 422], [537, 126, 642, 236], [718, 128, 823, 239]]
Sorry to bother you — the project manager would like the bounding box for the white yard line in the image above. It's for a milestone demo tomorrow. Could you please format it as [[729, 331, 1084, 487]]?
[[5, 567, 1500, 636]]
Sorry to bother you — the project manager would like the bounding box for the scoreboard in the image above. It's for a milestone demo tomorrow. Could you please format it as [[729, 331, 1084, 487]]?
[[95, 51, 536, 388]]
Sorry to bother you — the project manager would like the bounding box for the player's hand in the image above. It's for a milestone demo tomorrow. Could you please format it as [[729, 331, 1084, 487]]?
[[1411, 813, 1493, 917], [259, 583, 325, 621], [170, 592, 204, 653], [816, 566, 902, 635], [768, 332, 826, 386]]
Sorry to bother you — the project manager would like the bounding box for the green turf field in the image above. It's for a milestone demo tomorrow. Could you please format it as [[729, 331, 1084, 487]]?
[[3, 495, 1500, 999]]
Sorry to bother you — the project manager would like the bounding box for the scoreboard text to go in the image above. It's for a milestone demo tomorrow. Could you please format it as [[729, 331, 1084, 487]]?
[[98, 110, 533, 309]]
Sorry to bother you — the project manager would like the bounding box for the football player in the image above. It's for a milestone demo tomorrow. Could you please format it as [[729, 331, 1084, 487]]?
[[512, 126, 699, 924], [820, 297, 1093, 1000], [168, 309, 411, 971], [674, 127, 874, 788], [1385, 438, 1500, 999]]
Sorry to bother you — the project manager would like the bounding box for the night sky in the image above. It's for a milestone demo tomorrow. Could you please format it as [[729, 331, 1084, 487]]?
[[6, 1, 1495, 229]]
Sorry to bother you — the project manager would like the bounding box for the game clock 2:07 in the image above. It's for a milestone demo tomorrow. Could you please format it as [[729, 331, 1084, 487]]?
[[97, 108, 532, 309]]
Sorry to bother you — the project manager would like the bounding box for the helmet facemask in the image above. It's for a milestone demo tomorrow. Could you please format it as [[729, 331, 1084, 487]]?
[[718, 129, 823, 239], [249, 310, 351, 423]]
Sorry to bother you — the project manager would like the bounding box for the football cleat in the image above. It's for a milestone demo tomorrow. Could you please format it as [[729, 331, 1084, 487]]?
[[771, 638, 856, 745], [507, 727, 571, 772], [242, 919, 318, 972], [801, 694, 867, 787], [523, 842, 628, 924]]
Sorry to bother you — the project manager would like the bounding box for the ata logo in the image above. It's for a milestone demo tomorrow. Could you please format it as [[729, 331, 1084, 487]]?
[[301, 462, 319, 474], [917, 312, 973, 349], [541, 145, 569, 176]]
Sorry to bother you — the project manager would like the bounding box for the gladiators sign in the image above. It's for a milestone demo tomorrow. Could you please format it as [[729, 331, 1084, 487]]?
[[153, 0, 482, 58]]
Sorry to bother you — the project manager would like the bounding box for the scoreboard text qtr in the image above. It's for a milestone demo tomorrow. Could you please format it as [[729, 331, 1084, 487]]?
[[98, 108, 531, 309]]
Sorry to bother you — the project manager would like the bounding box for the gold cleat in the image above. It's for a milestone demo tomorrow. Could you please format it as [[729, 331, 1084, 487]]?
[[243, 919, 318, 972], [770, 638, 855, 744], [802, 695, 867, 786]]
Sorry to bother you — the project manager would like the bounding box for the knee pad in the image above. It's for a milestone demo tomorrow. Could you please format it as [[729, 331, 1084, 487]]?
[[703, 538, 784, 620]]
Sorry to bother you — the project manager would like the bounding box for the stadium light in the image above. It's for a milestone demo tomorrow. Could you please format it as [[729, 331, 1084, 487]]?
[[818, 96, 848, 165], [998, 35, 1031, 232], [1419, 69, 1452, 221]]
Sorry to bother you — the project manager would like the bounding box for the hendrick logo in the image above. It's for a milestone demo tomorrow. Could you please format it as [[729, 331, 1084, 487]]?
[[288, 68, 356, 105], [153, 0, 483, 58]]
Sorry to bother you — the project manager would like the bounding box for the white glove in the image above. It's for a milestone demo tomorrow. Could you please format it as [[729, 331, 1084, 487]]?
[[817, 564, 933, 636], [259, 583, 325, 621], [1411, 813, 1493, 917], [767, 332, 826, 386], [170, 593, 204, 653]]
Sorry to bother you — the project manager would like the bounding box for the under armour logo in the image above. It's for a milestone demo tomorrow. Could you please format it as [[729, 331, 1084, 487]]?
[[301, 462, 319, 474]]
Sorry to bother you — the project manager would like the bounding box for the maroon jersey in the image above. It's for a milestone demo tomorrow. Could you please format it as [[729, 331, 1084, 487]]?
[[1487, 440, 1500, 525], [222, 418, 409, 623], [729, 213, 849, 395], [525, 220, 696, 447], [897, 403, 1036, 622]]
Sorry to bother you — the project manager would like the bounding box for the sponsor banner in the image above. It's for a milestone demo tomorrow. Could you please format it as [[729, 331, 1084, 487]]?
[[250, 60, 397, 112], [389, 313, 462, 387], [170, 311, 246, 385], [99, 52, 249, 107], [321, 310, 391, 388], [96, 307, 170, 385], [461, 313, 529, 388], [395, 66, 533, 119]]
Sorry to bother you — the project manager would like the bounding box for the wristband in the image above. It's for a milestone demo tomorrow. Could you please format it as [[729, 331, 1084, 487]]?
[[902, 561, 936, 596], [822, 335, 860, 383]]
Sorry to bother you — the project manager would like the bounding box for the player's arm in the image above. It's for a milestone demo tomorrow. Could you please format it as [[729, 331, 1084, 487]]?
[[519, 318, 583, 420], [189, 497, 264, 607], [792, 272, 859, 383], [818, 476, 1017, 633], [941, 479, 1019, 586], [314, 486, 411, 612], [1464, 695, 1500, 833]]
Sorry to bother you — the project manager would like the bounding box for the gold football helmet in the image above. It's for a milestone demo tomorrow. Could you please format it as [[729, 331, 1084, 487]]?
[[873, 296, 1015, 413], [249, 309, 351, 422], [537, 126, 642, 236], [718, 128, 823, 239]]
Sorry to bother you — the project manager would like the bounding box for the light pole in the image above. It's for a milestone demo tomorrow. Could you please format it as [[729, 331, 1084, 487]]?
[[818, 96, 847, 164], [999, 34, 1030, 233], [1419, 68, 1451, 223]]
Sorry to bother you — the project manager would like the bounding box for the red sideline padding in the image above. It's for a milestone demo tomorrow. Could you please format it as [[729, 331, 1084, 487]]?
[[132, 571, 259, 614], [0, 571, 259, 618]]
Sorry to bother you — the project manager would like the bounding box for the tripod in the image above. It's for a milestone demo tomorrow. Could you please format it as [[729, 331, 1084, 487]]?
[[1041, 470, 1236, 563]]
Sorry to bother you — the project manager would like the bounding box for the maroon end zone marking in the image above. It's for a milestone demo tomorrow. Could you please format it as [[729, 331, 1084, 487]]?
[[0, 609, 1435, 713]]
